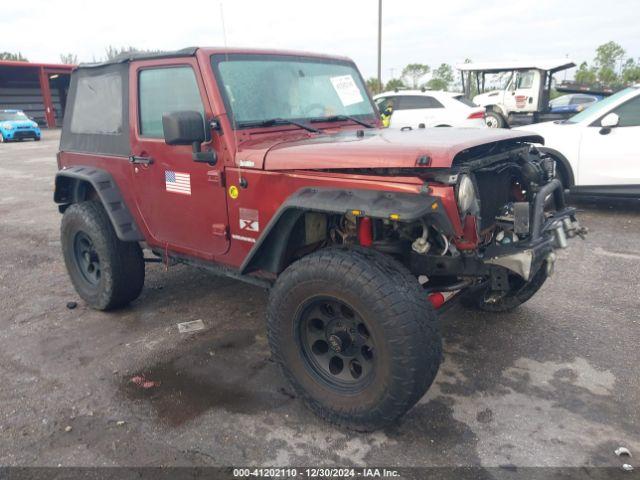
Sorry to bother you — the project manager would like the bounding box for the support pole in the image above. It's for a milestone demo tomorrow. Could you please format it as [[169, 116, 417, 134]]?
[[38, 67, 55, 128]]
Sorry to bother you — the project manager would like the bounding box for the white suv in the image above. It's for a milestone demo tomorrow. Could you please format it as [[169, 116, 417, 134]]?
[[517, 85, 640, 198], [374, 90, 486, 129]]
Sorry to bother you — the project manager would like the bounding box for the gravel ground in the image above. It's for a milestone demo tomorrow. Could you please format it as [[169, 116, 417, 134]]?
[[0, 130, 639, 471]]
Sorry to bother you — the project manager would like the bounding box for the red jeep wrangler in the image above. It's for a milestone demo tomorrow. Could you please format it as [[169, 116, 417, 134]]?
[[54, 47, 584, 430]]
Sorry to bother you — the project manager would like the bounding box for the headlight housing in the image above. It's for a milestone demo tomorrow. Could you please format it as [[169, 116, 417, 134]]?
[[2, 123, 14, 130], [455, 174, 478, 216]]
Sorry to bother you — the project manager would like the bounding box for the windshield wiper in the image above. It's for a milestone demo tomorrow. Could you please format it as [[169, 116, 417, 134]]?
[[240, 118, 320, 133], [311, 114, 374, 128]]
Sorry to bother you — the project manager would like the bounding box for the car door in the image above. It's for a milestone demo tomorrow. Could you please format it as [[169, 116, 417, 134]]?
[[577, 93, 640, 191], [503, 70, 538, 113], [390, 95, 445, 128], [129, 59, 230, 260]]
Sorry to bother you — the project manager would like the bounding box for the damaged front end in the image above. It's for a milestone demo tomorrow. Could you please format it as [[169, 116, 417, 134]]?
[[403, 141, 587, 307]]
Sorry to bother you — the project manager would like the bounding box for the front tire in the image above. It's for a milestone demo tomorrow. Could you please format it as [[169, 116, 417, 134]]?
[[61, 200, 145, 310], [267, 247, 442, 431], [485, 111, 506, 128]]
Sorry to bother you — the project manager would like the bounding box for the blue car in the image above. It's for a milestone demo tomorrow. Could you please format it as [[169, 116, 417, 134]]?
[[549, 94, 602, 114], [0, 110, 42, 143]]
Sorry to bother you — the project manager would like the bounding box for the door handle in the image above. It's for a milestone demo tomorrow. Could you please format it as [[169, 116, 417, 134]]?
[[129, 155, 154, 165]]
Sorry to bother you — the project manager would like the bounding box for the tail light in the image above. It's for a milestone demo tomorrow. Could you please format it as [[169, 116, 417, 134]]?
[[467, 111, 485, 120]]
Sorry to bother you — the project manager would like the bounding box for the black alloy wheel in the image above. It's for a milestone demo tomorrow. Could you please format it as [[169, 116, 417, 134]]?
[[73, 231, 101, 286], [298, 297, 375, 391]]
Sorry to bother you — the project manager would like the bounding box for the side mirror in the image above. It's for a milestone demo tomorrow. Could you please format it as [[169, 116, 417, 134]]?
[[162, 111, 217, 165], [600, 112, 619, 129], [599, 112, 619, 135]]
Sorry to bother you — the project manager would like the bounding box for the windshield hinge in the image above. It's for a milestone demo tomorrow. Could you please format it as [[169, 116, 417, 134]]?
[[207, 169, 225, 187]]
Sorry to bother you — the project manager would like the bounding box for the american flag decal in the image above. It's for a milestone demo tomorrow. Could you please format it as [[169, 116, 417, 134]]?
[[165, 171, 191, 195]]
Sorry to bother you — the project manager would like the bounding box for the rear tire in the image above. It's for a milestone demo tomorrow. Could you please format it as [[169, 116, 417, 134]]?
[[267, 247, 442, 431], [485, 111, 506, 129], [461, 264, 549, 313], [61, 200, 145, 310]]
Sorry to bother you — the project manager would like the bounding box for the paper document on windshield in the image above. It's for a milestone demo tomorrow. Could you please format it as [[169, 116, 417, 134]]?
[[330, 75, 364, 107]]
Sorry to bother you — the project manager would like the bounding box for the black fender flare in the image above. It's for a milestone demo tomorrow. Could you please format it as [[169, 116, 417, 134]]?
[[240, 186, 454, 275], [538, 147, 575, 188], [54, 166, 144, 242]]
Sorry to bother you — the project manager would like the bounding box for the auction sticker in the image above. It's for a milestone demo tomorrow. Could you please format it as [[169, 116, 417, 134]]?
[[330, 75, 364, 106]]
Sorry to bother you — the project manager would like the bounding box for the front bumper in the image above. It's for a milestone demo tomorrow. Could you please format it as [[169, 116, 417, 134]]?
[[411, 179, 585, 281], [483, 179, 584, 280], [1, 128, 41, 141]]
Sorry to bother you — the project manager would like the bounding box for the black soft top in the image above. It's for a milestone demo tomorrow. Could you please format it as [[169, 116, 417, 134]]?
[[61, 47, 200, 156], [60, 48, 200, 156], [75, 47, 198, 70]]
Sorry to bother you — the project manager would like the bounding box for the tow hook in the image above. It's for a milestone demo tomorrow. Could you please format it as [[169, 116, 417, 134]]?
[[554, 218, 587, 249], [546, 252, 557, 276], [553, 223, 568, 249]]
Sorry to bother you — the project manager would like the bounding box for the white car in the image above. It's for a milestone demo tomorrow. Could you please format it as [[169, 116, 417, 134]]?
[[373, 90, 486, 129], [516, 85, 640, 198]]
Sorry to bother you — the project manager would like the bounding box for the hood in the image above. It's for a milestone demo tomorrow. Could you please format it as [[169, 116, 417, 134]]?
[[1, 120, 38, 129], [514, 120, 570, 137], [473, 91, 502, 107], [514, 120, 577, 146], [236, 128, 544, 171]]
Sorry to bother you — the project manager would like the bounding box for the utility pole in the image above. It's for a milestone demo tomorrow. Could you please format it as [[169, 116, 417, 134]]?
[[377, 0, 382, 87]]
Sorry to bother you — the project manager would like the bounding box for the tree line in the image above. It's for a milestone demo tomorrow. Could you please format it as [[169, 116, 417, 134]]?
[[574, 41, 640, 87], [366, 63, 456, 95]]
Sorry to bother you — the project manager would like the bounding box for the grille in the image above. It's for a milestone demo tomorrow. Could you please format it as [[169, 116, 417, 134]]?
[[13, 130, 38, 140]]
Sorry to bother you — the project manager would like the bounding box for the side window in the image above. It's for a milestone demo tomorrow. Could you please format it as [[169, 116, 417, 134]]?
[[571, 96, 595, 105], [138, 66, 204, 138], [551, 95, 570, 106], [376, 97, 394, 111], [516, 71, 535, 89], [612, 95, 640, 127], [396, 95, 444, 110]]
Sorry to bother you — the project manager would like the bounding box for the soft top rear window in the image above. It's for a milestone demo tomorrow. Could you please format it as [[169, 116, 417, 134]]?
[[60, 63, 130, 156], [70, 74, 123, 135]]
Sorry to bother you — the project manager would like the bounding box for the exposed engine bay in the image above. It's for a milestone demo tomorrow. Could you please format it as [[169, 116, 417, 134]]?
[[315, 141, 586, 302]]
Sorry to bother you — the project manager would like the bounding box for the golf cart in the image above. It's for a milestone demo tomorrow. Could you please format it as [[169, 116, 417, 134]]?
[[457, 59, 576, 128]]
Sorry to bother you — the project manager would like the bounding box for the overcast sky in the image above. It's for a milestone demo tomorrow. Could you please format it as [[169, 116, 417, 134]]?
[[3, 0, 639, 82]]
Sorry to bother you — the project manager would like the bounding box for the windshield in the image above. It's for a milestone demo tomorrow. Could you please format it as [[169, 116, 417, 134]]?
[[0, 111, 28, 121], [567, 87, 637, 123], [550, 95, 571, 106], [211, 54, 376, 127]]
